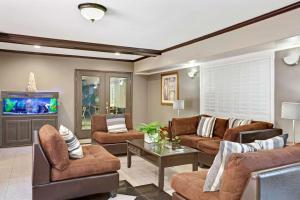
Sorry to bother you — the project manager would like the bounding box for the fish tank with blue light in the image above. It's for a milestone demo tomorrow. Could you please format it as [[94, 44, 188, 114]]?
[[2, 97, 58, 115]]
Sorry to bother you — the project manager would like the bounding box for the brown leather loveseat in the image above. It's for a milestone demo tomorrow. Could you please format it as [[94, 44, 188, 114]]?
[[171, 144, 300, 200], [32, 125, 120, 200], [92, 113, 144, 155], [170, 115, 282, 166]]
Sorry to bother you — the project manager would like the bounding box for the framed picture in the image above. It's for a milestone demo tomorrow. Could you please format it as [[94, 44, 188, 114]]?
[[161, 72, 179, 105]]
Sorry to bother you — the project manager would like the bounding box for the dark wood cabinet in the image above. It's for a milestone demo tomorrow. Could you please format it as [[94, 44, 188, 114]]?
[[4, 119, 32, 145], [1, 115, 57, 147]]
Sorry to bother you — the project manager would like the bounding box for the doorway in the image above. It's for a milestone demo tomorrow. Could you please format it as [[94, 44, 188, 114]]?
[[75, 70, 132, 139]]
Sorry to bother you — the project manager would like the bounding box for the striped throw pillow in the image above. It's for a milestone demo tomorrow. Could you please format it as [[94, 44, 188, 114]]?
[[255, 135, 286, 150], [204, 141, 262, 192], [59, 125, 83, 159], [106, 114, 128, 133], [197, 117, 216, 138], [228, 118, 252, 129]]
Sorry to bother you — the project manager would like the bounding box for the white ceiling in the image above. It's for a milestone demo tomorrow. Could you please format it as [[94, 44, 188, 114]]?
[[0, 0, 298, 60]]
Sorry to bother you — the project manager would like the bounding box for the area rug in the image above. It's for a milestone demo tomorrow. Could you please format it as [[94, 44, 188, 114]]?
[[74, 180, 172, 200]]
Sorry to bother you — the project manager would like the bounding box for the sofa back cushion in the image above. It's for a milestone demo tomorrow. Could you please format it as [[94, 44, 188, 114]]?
[[92, 113, 133, 133], [219, 144, 300, 200], [214, 118, 229, 138], [171, 116, 200, 136], [252, 120, 273, 129], [39, 125, 70, 170], [223, 122, 271, 142]]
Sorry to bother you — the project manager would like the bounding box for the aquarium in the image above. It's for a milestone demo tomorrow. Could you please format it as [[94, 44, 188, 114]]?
[[2, 98, 58, 115]]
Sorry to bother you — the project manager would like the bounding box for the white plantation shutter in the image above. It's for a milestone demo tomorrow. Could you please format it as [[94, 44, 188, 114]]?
[[200, 51, 274, 122]]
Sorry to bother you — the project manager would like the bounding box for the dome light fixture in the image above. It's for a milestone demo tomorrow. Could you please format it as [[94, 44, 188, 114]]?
[[78, 3, 107, 22]]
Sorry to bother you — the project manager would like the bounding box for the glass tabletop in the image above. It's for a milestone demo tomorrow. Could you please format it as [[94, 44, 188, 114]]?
[[127, 139, 199, 157]]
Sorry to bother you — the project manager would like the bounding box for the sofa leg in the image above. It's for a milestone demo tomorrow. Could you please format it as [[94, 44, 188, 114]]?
[[109, 190, 117, 198]]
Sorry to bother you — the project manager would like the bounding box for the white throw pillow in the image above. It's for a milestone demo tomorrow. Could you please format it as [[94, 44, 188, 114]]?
[[106, 115, 128, 133], [204, 141, 261, 192], [197, 117, 216, 138], [228, 118, 252, 129], [255, 135, 285, 150], [59, 125, 84, 159]]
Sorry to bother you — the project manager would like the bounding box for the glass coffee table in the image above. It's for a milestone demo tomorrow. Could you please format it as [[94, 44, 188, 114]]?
[[126, 139, 199, 190]]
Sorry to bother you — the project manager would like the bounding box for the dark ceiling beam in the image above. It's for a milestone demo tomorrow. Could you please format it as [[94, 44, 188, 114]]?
[[0, 49, 134, 62], [134, 1, 300, 62], [0, 32, 161, 57]]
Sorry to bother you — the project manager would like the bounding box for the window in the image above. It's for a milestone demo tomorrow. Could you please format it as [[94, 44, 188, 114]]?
[[200, 51, 274, 122]]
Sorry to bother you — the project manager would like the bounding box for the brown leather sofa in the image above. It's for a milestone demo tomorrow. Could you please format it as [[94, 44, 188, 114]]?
[[170, 115, 282, 166], [91, 113, 144, 155], [171, 144, 300, 200], [32, 125, 120, 200]]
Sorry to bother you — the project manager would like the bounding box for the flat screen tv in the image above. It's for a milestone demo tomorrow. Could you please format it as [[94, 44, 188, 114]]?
[[2, 97, 58, 115]]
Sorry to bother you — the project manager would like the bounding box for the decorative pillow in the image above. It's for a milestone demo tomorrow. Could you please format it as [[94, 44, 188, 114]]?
[[204, 141, 261, 192], [228, 118, 252, 129], [255, 134, 287, 150], [59, 125, 84, 159], [197, 117, 217, 138], [106, 114, 128, 133]]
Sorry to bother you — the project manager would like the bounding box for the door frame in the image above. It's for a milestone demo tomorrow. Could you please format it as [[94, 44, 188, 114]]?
[[74, 69, 133, 139]]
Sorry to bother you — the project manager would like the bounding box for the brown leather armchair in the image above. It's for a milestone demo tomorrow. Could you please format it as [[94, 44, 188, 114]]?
[[91, 113, 144, 155], [32, 125, 120, 200], [171, 144, 300, 200]]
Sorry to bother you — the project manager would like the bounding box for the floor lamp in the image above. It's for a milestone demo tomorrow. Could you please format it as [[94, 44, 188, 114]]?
[[281, 102, 300, 145], [173, 100, 184, 117]]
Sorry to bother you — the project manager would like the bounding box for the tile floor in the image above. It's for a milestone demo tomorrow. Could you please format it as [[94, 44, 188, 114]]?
[[0, 146, 204, 200]]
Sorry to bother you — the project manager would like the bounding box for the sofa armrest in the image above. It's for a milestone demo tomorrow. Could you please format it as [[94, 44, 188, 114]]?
[[242, 162, 300, 200], [238, 128, 282, 143], [32, 131, 51, 186]]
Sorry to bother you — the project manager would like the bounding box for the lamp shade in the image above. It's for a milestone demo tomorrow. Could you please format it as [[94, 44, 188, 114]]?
[[173, 100, 184, 110], [281, 102, 300, 120]]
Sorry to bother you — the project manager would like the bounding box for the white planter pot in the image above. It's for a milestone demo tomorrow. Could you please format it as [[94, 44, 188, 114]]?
[[144, 133, 155, 143]]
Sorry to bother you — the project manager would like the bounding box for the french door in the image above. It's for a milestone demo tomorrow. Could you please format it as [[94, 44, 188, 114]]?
[[75, 70, 132, 139]]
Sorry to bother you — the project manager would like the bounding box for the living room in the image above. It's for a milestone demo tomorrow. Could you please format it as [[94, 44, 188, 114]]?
[[0, 1, 300, 200]]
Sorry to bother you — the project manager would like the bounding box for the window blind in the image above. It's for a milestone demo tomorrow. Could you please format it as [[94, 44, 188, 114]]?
[[200, 51, 274, 122]]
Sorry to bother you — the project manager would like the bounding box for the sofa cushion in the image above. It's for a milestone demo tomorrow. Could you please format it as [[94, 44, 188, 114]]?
[[172, 116, 200, 136], [197, 116, 217, 138], [228, 118, 252, 129], [39, 125, 70, 171], [51, 145, 120, 181], [220, 144, 300, 200], [171, 171, 219, 200], [197, 139, 221, 155], [59, 125, 83, 159], [204, 141, 261, 192], [213, 118, 229, 138], [223, 122, 270, 142], [106, 114, 128, 133], [179, 134, 220, 149], [93, 130, 143, 144], [91, 113, 133, 133]]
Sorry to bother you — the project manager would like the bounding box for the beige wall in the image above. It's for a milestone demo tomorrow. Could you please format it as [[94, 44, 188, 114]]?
[[0, 52, 148, 132], [147, 68, 200, 125], [275, 47, 300, 143]]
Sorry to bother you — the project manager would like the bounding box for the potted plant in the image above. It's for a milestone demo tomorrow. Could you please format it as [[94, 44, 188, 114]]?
[[137, 121, 163, 143]]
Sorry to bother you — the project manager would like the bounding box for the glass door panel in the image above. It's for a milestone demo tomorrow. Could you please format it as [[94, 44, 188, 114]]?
[[75, 70, 105, 139], [81, 76, 101, 130], [109, 77, 127, 114], [106, 73, 132, 115]]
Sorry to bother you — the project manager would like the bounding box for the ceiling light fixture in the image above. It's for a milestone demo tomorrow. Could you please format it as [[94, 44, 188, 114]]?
[[78, 3, 107, 22], [115, 52, 121, 56], [33, 45, 41, 49]]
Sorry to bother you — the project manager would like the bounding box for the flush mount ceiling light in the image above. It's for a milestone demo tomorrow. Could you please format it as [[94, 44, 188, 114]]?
[[78, 3, 107, 22]]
